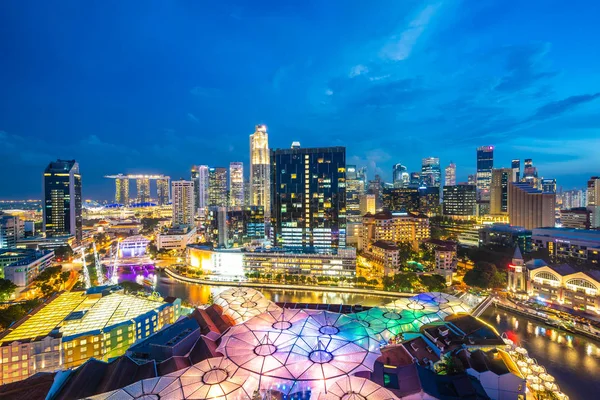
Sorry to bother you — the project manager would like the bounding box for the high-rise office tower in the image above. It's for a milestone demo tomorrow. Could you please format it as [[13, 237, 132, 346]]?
[[476, 146, 494, 199], [192, 165, 209, 212], [114, 175, 129, 205], [490, 168, 514, 216], [467, 174, 476, 185], [393, 164, 409, 188], [229, 162, 244, 207], [156, 178, 170, 205], [191, 166, 200, 210], [359, 194, 376, 216], [171, 180, 195, 226], [43, 160, 82, 241], [136, 178, 150, 203], [443, 185, 477, 216], [418, 186, 441, 216], [270, 145, 346, 252], [357, 167, 367, 182], [382, 188, 420, 213], [511, 159, 520, 182], [508, 182, 555, 230], [421, 157, 441, 187], [522, 159, 539, 188], [346, 165, 365, 223], [250, 124, 271, 219], [542, 179, 556, 194], [444, 162, 456, 187], [0, 215, 24, 249], [587, 177, 600, 206], [367, 175, 383, 209], [409, 172, 422, 187], [208, 167, 228, 207]]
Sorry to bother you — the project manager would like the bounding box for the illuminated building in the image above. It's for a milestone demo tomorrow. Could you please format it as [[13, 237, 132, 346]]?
[[532, 227, 600, 263], [367, 174, 383, 208], [521, 158, 539, 188], [191, 165, 209, 214], [0, 248, 54, 286], [362, 240, 401, 277], [434, 245, 457, 286], [171, 180, 195, 226], [476, 146, 493, 199], [206, 206, 265, 248], [156, 177, 170, 205], [421, 157, 440, 187], [249, 124, 270, 219], [511, 159, 520, 182], [208, 167, 228, 207], [409, 172, 422, 187], [0, 289, 181, 384], [136, 177, 151, 203], [479, 224, 532, 252], [43, 159, 82, 242], [442, 185, 476, 217], [586, 176, 600, 206], [114, 175, 129, 205], [119, 235, 150, 258], [559, 188, 586, 209], [444, 162, 456, 187], [270, 145, 346, 253], [346, 165, 365, 223], [156, 225, 197, 251], [418, 186, 441, 216], [392, 163, 409, 188], [467, 174, 476, 185], [359, 210, 430, 251], [382, 187, 419, 213], [542, 178, 556, 194], [229, 162, 244, 207], [508, 182, 555, 230], [0, 215, 23, 249], [490, 168, 514, 216], [560, 208, 592, 229], [359, 194, 376, 216]]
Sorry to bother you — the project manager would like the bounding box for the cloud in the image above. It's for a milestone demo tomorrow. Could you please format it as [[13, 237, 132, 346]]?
[[187, 112, 200, 123], [380, 2, 443, 61], [349, 64, 369, 78], [325, 88, 334, 96], [190, 86, 222, 98], [494, 43, 557, 93], [354, 78, 426, 108], [528, 93, 600, 122]]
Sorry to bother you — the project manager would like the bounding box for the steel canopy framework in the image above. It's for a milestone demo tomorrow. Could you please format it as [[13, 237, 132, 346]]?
[[316, 376, 399, 400], [214, 287, 280, 324]]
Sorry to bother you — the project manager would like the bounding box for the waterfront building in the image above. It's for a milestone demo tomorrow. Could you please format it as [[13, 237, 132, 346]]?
[[361, 240, 401, 277], [0, 215, 24, 249], [156, 177, 170, 206], [444, 162, 456, 187], [249, 124, 271, 218], [511, 159, 520, 182], [136, 177, 151, 203], [531, 227, 600, 264], [229, 162, 244, 207], [156, 225, 197, 251], [476, 146, 494, 201], [0, 248, 54, 286], [119, 235, 150, 258], [114, 174, 129, 205], [205, 206, 265, 248], [0, 289, 181, 384], [43, 159, 82, 242], [479, 223, 532, 252], [359, 210, 430, 251], [208, 167, 228, 207], [171, 180, 195, 226], [542, 178, 556, 194], [270, 145, 346, 253], [382, 187, 419, 213], [421, 157, 441, 187], [346, 165, 365, 223], [508, 182, 555, 230], [443, 185, 476, 217], [560, 207, 591, 230], [490, 168, 514, 216], [392, 163, 409, 188], [359, 194, 376, 216]]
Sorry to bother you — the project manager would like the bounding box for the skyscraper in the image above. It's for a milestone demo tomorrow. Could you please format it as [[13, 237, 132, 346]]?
[[443, 185, 477, 217], [409, 172, 422, 187], [136, 177, 150, 203], [114, 175, 129, 205], [249, 124, 270, 219], [490, 168, 514, 216], [156, 178, 170, 205], [522, 158, 539, 188], [192, 165, 209, 212], [508, 182, 555, 230], [346, 165, 365, 223], [421, 157, 441, 187], [511, 159, 520, 182], [392, 164, 409, 188], [270, 145, 346, 252], [359, 194, 376, 216], [171, 180, 195, 226], [229, 162, 244, 207], [208, 167, 228, 207], [191, 166, 200, 210], [43, 160, 82, 241], [541, 179, 556, 194], [586, 177, 600, 206], [476, 146, 494, 199], [444, 162, 456, 187]]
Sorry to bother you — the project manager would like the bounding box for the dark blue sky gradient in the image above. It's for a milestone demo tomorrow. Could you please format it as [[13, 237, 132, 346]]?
[[1, 0, 599, 199]]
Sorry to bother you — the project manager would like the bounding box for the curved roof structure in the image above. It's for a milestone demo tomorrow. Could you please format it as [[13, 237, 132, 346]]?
[[351, 306, 424, 342], [317, 376, 399, 400], [214, 287, 280, 324]]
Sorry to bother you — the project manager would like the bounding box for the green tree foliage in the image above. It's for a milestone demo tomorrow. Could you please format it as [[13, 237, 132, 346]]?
[[463, 262, 506, 289], [383, 272, 420, 292], [0, 279, 18, 301], [33, 265, 69, 296], [141, 218, 162, 234], [0, 299, 43, 330], [419, 274, 447, 292], [53, 245, 74, 262]]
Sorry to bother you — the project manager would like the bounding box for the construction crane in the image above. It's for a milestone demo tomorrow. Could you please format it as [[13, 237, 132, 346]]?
[[93, 242, 105, 286], [80, 248, 92, 289], [110, 240, 120, 285]]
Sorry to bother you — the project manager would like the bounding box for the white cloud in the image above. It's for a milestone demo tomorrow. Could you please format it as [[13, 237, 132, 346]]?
[[349, 64, 369, 78], [187, 113, 200, 123], [380, 2, 443, 61], [325, 88, 334, 96]]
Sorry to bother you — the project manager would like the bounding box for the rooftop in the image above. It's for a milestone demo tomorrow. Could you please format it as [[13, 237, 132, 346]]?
[[480, 223, 531, 234], [532, 227, 600, 242]]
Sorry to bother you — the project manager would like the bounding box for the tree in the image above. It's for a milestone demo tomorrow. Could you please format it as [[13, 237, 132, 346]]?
[[419, 274, 447, 292], [0, 279, 17, 301], [464, 262, 506, 289], [54, 245, 74, 262]]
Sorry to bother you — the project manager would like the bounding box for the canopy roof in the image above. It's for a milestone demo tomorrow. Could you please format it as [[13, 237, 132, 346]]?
[[214, 287, 280, 324], [317, 376, 399, 400]]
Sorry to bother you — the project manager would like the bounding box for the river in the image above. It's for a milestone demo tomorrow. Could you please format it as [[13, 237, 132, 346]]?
[[131, 271, 599, 399]]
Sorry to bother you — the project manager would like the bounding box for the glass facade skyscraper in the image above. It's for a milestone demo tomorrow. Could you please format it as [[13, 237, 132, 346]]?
[[392, 163, 409, 188], [476, 146, 494, 199], [421, 157, 441, 187], [270, 146, 346, 253], [345, 165, 365, 223], [43, 159, 82, 241], [229, 162, 244, 206], [208, 167, 228, 207], [249, 125, 270, 219]]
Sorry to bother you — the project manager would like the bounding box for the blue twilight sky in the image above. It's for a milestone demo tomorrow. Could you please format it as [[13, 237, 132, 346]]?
[[1, 0, 599, 200]]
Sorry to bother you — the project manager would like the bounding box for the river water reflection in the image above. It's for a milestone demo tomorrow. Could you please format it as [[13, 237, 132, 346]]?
[[143, 273, 599, 399]]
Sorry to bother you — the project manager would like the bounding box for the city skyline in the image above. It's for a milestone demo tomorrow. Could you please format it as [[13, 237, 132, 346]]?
[[2, 1, 600, 199]]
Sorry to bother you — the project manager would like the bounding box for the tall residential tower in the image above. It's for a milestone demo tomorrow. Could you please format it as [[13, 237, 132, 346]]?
[[250, 125, 271, 218], [229, 162, 244, 206]]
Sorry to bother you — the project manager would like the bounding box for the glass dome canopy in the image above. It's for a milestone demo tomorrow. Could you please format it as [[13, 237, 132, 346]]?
[[214, 287, 280, 324], [316, 376, 399, 400], [351, 306, 424, 342]]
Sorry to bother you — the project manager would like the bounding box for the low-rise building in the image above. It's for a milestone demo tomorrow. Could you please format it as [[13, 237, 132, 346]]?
[[560, 207, 591, 229], [119, 235, 150, 258], [106, 220, 142, 236], [0, 215, 24, 249], [434, 246, 456, 286], [156, 225, 197, 251], [532, 227, 600, 264], [0, 248, 54, 286], [478, 224, 532, 252], [361, 240, 400, 277], [359, 211, 430, 251]]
